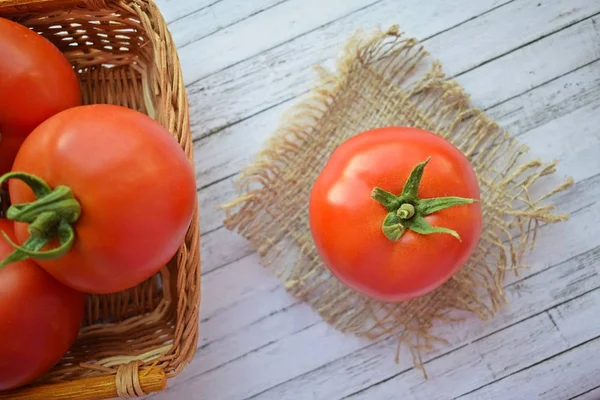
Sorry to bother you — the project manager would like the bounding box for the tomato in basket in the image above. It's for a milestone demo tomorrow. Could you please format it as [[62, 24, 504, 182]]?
[[0, 218, 84, 391], [0, 104, 197, 294], [0, 17, 81, 175], [309, 126, 482, 302]]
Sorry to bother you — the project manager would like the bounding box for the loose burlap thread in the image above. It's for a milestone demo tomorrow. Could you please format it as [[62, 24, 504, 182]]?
[[223, 26, 572, 372]]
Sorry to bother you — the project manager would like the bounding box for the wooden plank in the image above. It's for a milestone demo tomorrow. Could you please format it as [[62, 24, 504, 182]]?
[[169, 0, 286, 49], [255, 243, 600, 400], [196, 300, 318, 377], [454, 15, 600, 111], [186, 0, 510, 138], [548, 288, 600, 349], [193, 15, 600, 190], [458, 326, 600, 399], [177, 0, 380, 85], [198, 176, 236, 235], [355, 289, 600, 400], [200, 226, 252, 275], [187, 0, 599, 138], [196, 281, 300, 366], [194, 100, 286, 191], [487, 61, 600, 137], [199, 253, 279, 320], [154, 0, 216, 24], [518, 101, 600, 190], [353, 314, 568, 400], [571, 386, 600, 400]]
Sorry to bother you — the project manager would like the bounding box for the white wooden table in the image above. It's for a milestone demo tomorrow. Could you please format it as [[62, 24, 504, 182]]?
[[151, 0, 600, 399]]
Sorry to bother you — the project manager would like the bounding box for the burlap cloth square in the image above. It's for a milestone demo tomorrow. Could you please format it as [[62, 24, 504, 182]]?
[[222, 26, 573, 373]]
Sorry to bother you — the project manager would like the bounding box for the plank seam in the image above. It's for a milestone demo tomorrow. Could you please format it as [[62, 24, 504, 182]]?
[[167, 0, 225, 25], [453, 11, 600, 80], [184, 319, 321, 384], [177, 0, 290, 49], [344, 285, 600, 400], [188, 0, 520, 142], [568, 384, 600, 400], [183, 0, 518, 90], [182, 0, 383, 88], [453, 332, 600, 399], [188, 2, 597, 143]]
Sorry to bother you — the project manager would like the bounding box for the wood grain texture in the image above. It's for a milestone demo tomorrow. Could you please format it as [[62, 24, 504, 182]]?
[[572, 386, 600, 400], [186, 0, 598, 140], [186, 0, 511, 138], [155, 0, 217, 24], [149, 0, 600, 398], [177, 0, 381, 84], [169, 0, 286, 49], [193, 10, 600, 199]]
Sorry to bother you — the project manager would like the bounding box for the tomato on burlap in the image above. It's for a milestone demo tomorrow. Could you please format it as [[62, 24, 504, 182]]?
[[0, 219, 84, 391], [309, 127, 482, 302], [0, 17, 81, 174]]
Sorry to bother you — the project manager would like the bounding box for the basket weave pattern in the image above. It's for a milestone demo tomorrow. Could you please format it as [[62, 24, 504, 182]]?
[[0, 0, 201, 398]]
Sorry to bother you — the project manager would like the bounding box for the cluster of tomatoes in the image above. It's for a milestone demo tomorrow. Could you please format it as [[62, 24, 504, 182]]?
[[0, 18, 197, 391]]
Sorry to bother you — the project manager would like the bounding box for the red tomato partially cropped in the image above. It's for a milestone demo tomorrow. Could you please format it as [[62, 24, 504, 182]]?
[[0, 17, 81, 174], [7, 104, 197, 294], [0, 219, 84, 391], [309, 127, 482, 302]]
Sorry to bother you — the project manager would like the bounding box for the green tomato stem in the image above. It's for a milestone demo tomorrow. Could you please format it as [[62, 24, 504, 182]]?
[[396, 203, 415, 219], [0, 172, 81, 268], [371, 158, 476, 242]]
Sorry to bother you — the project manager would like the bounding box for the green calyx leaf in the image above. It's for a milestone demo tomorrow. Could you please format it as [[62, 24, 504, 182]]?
[[418, 196, 475, 216], [0, 172, 81, 269], [409, 214, 461, 241], [371, 158, 477, 242], [401, 157, 430, 200]]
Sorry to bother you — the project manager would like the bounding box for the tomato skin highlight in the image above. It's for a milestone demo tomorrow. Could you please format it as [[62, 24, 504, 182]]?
[[309, 127, 482, 302], [0, 17, 81, 174], [0, 219, 84, 391], [8, 104, 197, 294]]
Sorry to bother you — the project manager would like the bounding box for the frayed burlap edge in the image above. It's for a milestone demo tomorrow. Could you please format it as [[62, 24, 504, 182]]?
[[221, 25, 573, 374]]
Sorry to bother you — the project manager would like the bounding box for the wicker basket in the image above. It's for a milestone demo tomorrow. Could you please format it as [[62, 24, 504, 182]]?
[[0, 0, 201, 398]]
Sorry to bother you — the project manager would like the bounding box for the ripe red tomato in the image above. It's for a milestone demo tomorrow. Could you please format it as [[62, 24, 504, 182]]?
[[3, 104, 197, 294], [0, 219, 84, 391], [309, 127, 482, 302], [0, 17, 81, 174]]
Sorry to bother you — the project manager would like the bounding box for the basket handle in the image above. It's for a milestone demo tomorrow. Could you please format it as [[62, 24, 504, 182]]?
[[0, 368, 167, 400], [0, 0, 89, 13]]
